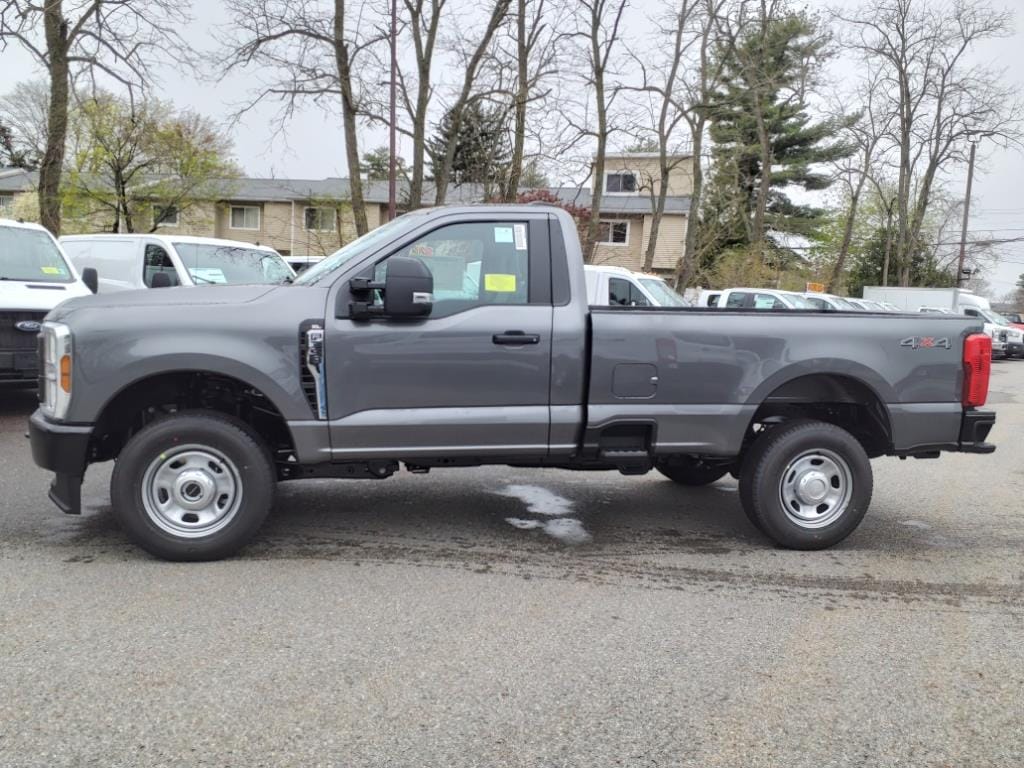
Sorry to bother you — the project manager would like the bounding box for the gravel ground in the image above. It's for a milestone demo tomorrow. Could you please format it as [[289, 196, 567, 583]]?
[[1, 362, 1022, 767]]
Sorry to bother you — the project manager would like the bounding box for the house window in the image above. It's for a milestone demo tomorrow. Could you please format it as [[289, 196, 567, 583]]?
[[597, 220, 629, 245], [605, 172, 637, 194], [230, 205, 260, 230], [153, 205, 179, 227], [0, 193, 13, 215], [304, 207, 336, 232]]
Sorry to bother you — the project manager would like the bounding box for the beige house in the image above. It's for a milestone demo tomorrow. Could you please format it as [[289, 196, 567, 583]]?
[[0, 153, 693, 272]]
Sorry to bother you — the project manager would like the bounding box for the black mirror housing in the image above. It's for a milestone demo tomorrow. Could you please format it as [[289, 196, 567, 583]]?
[[81, 267, 98, 294], [151, 271, 173, 289], [382, 256, 433, 318]]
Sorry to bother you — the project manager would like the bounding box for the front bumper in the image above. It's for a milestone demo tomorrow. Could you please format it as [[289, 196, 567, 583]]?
[[28, 409, 92, 514]]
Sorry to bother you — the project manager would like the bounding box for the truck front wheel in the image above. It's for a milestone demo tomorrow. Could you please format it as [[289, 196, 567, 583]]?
[[110, 411, 275, 561], [739, 419, 872, 550]]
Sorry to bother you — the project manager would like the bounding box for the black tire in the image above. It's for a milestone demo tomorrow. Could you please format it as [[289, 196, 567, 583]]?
[[739, 419, 872, 550], [110, 411, 275, 561], [656, 456, 729, 486]]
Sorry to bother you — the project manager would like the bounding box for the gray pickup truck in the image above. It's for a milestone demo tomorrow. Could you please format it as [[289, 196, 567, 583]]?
[[29, 205, 997, 560]]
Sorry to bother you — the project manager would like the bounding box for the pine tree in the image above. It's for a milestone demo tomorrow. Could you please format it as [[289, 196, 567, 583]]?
[[428, 102, 511, 197], [701, 9, 854, 278]]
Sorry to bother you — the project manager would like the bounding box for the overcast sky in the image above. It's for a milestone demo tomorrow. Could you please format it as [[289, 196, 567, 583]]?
[[2, 0, 1022, 295]]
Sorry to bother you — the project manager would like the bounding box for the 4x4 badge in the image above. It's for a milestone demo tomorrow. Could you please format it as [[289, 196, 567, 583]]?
[[900, 336, 951, 350]]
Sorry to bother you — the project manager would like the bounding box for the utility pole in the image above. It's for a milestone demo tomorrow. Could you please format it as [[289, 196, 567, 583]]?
[[956, 140, 978, 287], [388, 0, 398, 221]]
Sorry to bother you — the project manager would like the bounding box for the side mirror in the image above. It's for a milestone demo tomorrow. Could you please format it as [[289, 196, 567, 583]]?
[[383, 256, 433, 318], [150, 271, 173, 289], [348, 256, 433, 320], [81, 267, 98, 294]]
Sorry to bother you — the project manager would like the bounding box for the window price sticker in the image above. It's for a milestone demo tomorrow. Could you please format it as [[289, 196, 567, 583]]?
[[513, 224, 527, 250]]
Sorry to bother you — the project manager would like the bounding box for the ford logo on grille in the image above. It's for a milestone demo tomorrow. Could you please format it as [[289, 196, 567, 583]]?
[[15, 321, 42, 333]]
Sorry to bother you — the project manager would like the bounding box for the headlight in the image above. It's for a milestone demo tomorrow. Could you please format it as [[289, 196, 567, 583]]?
[[40, 322, 73, 421]]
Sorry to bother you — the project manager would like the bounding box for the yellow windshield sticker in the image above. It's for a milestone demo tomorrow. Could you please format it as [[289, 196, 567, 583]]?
[[41, 266, 62, 275], [484, 273, 517, 293]]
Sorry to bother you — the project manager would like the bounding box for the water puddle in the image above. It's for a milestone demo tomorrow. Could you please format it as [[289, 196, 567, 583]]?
[[496, 484, 592, 545]]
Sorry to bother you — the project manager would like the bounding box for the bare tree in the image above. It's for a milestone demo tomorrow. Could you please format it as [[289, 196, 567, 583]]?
[[399, 0, 446, 209], [825, 71, 894, 293], [431, 0, 512, 205], [838, 0, 1024, 286], [497, 0, 560, 200], [674, 0, 729, 289], [0, 79, 52, 168], [623, 1, 703, 272], [219, 0, 384, 235], [568, 0, 629, 263], [0, 0, 192, 235]]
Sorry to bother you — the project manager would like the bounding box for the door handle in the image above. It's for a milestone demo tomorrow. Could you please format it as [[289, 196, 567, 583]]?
[[493, 331, 540, 345]]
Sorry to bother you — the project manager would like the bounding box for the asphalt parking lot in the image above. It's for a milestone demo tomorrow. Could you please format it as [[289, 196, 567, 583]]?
[[1, 363, 1022, 767]]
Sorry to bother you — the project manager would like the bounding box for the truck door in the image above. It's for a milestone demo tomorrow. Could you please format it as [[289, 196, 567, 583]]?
[[324, 216, 554, 459]]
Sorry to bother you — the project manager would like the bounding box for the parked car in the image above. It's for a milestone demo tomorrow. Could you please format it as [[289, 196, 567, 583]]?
[[60, 234, 294, 292], [1, 219, 94, 385], [846, 298, 888, 312], [1001, 311, 1023, 329], [715, 287, 816, 310], [962, 307, 1024, 359], [697, 289, 723, 307], [30, 205, 996, 561], [584, 265, 689, 307], [801, 293, 860, 311], [920, 307, 1006, 357]]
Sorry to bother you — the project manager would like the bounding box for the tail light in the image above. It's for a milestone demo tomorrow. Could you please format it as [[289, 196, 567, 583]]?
[[962, 333, 992, 407]]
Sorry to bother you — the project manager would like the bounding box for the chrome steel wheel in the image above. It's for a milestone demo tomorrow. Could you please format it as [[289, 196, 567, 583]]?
[[140, 445, 243, 538], [778, 449, 852, 529]]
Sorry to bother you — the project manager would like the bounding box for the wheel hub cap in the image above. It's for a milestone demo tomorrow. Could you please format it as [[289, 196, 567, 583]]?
[[779, 449, 853, 529], [141, 446, 243, 538]]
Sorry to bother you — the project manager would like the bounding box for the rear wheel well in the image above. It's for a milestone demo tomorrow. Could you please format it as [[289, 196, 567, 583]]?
[[89, 372, 295, 470], [749, 374, 893, 458]]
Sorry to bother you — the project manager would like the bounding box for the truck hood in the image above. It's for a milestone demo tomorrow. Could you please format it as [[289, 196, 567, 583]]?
[[0, 279, 92, 312], [48, 284, 281, 322]]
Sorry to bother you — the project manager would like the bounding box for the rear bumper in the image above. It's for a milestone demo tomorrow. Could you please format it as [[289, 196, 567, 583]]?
[[28, 409, 92, 514], [958, 409, 996, 454]]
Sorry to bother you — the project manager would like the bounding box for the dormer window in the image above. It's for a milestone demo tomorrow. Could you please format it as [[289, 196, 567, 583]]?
[[605, 171, 637, 194]]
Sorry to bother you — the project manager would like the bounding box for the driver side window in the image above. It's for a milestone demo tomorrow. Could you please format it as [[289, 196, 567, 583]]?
[[373, 221, 530, 318]]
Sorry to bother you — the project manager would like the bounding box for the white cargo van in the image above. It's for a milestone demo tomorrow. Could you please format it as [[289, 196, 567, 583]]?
[[60, 234, 294, 292], [584, 265, 689, 307], [1, 219, 93, 384]]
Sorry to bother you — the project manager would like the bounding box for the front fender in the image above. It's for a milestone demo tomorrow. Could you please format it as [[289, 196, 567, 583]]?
[[68, 332, 309, 423]]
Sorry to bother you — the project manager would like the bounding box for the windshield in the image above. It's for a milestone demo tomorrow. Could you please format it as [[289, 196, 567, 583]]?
[[171, 243, 292, 285], [294, 215, 423, 285], [981, 309, 1012, 326], [782, 293, 815, 309], [0, 226, 75, 283], [639, 278, 688, 307]]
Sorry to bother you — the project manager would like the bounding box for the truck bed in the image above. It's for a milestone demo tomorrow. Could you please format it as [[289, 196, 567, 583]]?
[[586, 308, 979, 457]]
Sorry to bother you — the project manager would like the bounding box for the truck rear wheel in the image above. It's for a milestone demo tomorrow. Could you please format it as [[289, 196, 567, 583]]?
[[110, 411, 275, 561], [739, 419, 872, 550], [656, 456, 728, 486]]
